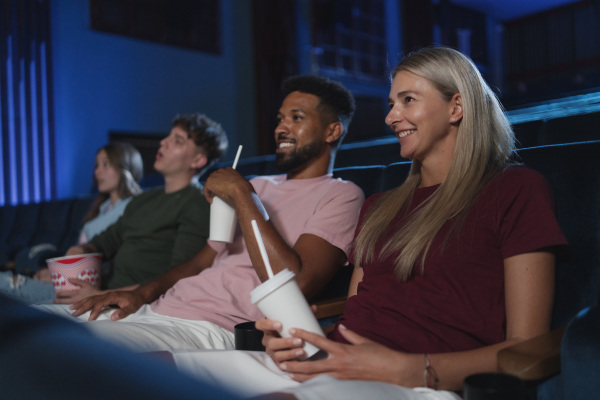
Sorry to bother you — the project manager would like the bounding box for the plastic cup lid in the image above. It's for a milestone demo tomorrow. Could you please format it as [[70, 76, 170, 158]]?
[[250, 269, 295, 304]]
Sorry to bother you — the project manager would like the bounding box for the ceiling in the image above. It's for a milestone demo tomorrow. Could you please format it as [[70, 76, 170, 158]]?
[[450, 0, 583, 21]]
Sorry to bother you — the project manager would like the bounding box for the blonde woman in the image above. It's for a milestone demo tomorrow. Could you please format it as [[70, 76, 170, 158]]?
[[166, 47, 568, 400]]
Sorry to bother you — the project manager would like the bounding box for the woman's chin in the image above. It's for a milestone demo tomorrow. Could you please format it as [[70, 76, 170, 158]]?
[[399, 149, 415, 160]]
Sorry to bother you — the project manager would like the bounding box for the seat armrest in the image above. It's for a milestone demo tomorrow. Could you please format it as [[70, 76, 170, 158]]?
[[497, 327, 565, 380], [313, 296, 347, 320]]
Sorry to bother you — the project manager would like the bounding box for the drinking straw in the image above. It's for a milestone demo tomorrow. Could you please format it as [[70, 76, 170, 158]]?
[[232, 145, 243, 170], [251, 219, 274, 279]]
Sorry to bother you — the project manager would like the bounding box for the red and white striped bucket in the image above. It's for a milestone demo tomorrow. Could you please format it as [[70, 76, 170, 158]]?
[[46, 253, 102, 292]]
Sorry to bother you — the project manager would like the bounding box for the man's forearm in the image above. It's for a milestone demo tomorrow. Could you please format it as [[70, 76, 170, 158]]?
[[133, 279, 172, 305], [204, 169, 301, 281], [133, 245, 217, 304], [105, 284, 139, 293], [235, 192, 301, 281]]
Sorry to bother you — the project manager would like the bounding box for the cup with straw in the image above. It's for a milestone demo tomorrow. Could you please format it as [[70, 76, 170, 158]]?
[[209, 145, 243, 243], [249, 219, 326, 359]]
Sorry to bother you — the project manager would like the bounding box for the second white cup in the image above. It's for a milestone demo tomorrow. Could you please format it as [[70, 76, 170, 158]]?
[[250, 269, 325, 359], [209, 196, 237, 243]]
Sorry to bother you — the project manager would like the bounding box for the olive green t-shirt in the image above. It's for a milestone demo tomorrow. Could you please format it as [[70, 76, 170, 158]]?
[[90, 184, 208, 289]]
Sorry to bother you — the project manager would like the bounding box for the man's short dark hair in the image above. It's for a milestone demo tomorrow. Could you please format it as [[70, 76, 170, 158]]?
[[281, 75, 355, 149], [172, 113, 228, 177]]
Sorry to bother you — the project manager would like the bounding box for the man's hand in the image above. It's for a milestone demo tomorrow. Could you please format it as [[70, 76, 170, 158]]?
[[203, 167, 254, 205], [70, 290, 146, 321], [53, 278, 102, 304]]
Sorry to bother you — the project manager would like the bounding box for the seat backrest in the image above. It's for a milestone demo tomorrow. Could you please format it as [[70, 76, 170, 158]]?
[[27, 200, 74, 247], [516, 140, 600, 328], [560, 301, 600, 399], [2, 203, 42, 261], [333, 165, 386, 198], [222, 154, 277, 178], [0, 205, 18, 265], [381, 161, 412, 192], [58, 197, 95, 253], [336, 139, 406, 168], [140, 173, 164, 189]]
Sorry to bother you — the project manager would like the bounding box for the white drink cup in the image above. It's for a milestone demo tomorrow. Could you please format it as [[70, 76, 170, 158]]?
[[250, 269, 325, 359], [209, 196, 237, 243]]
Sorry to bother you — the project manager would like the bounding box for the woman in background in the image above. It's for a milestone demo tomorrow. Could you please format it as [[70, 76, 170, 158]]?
[[0, 142, 143, 305], [78, 142, 144, 243]]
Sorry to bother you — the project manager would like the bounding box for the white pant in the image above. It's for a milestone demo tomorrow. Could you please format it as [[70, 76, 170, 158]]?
[[34, 304, 235, 352], [171, 350, 462, 400]]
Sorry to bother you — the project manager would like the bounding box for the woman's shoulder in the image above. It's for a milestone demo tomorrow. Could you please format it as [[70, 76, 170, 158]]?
[[360, 191, 392, 216], [484, 165, 554, 203], [364, 190, 388, 206], [493, 165, 550, 188], [102, 197, 132, 214], [501, 164, 544, 177]]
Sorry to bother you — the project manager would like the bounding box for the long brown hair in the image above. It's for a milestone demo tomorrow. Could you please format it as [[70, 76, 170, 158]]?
[[353, 47, 515, 280], [82, 142, 143, 224]]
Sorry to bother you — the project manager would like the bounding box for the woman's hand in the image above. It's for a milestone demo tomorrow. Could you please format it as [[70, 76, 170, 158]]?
[[33, 268, 51, 282], [65, 243, 98, 256], [53, 278, 102, 304], [65, 245, 86, 256], [277, 325, 422, 387], [255, 318, 308, 363], [255, 305, 321, 363]]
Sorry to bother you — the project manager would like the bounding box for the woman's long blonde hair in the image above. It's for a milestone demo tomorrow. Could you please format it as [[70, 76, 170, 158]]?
[[353, 47, 515, 281]]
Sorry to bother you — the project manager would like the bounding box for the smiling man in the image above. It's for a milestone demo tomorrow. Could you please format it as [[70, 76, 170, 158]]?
[[42, 76, 365, 353], [56, 114, 228, 304]]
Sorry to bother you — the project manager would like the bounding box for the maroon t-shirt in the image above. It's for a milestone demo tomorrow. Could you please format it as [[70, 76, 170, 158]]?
[[329, 166, 568, 353]]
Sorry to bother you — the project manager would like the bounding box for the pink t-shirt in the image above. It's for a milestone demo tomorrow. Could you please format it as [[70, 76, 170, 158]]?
[[151, 174, 364, 331]]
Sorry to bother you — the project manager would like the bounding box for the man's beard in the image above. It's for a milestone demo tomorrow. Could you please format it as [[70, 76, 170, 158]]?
[[275, 140, 326, 174]]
